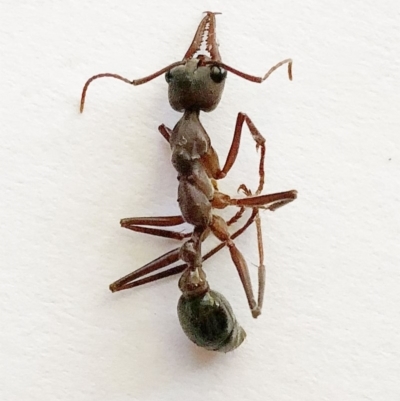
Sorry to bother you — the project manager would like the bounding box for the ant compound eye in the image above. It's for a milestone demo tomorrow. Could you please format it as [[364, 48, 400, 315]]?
[[165, 70, 173, 83], [210, 66, 227, 84]]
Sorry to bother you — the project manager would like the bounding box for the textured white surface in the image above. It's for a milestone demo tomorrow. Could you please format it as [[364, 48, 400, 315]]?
[[1, 1, 400, 400]]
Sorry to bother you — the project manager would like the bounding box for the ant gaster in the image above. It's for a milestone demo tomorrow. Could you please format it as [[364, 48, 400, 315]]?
[[80, 12, 297, 352]]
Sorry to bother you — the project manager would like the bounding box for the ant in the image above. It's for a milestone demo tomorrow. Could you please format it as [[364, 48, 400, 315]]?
[[80, 12, 297, 352]]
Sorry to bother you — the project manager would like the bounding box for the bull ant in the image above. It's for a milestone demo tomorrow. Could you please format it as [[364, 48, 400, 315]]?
[[80, 12, 297, 352]]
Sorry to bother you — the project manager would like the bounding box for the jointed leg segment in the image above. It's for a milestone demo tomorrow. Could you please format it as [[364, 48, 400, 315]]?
[[120, 215, 188, 240], [110, 208, 259, 293], [219, 112, 266, 196]]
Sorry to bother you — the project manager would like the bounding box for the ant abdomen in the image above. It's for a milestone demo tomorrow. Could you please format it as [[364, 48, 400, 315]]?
[[177, 289, 246, 352]]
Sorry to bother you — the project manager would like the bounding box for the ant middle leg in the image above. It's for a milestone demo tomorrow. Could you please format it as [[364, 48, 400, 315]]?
[[119, 210, 244, 242], [119, 190, 260, 243]]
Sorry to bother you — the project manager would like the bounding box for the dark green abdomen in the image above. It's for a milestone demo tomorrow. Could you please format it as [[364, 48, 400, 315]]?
[[177, 290, 246, 352]]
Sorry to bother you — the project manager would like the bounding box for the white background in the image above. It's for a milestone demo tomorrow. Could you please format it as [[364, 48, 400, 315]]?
[[1, 1, 400, 400]]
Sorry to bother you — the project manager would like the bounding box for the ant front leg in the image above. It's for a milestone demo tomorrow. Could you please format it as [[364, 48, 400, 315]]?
[[219, 112, 266, 195]]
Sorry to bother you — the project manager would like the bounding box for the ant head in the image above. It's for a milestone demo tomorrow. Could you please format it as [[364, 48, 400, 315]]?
[[165, 57, 227, 112], [79, 11, 292, 114], [164, 12, 225, 113]]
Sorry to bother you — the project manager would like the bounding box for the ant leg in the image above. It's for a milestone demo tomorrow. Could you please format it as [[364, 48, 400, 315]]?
[[218, 113, 266, 193], [213, 190, 297, 211], [226, 207, 246, 226], [122, 226, 189, 241], [210, 214, 260, 318], [120, 215, 189, 240], [237, 185, 266, 310], [203, 209, 257, 261], [158, 124, 173, 143], [229, 189, 298, 310], [212, 189, 297, 314], [254, 211, 265, 310], [113, 262, 187, 291], [121, 216, 184, 226], [111, 209, 258, 292], [214, 114, 269, 302], [110, 248, 180, 292], [231, 190, 297, 210], [121, 205, 249, 241]]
